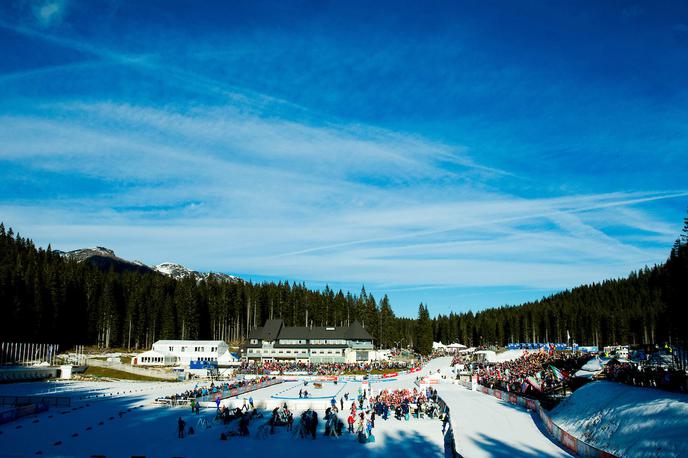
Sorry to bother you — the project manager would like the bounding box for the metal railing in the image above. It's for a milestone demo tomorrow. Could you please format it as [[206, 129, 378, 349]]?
[[0, 395, 71, 408]]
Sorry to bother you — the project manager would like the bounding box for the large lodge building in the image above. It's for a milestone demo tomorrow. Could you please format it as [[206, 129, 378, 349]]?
[[241, 319, 376, 363]]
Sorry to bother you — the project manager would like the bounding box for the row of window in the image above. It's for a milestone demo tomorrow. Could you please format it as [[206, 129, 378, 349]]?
[[165, 346, 219, 353], [250, 339, 349, 345], [247, 349, 343, 356], [139, 356, 164, 363]]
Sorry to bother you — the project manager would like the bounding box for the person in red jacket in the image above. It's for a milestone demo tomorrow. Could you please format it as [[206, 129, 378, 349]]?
[[347, 414, 355, 433]]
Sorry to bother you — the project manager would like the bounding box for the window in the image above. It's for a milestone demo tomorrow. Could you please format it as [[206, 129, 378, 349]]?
[[169, 346, 174, 352], [280, 339, 305, 345]]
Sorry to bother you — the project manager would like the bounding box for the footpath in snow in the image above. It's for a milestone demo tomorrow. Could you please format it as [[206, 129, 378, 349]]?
[[549, 380, 688, 458]]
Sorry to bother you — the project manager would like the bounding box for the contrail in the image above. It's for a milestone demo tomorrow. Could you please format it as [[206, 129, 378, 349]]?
[[272, 190, 688, 258]]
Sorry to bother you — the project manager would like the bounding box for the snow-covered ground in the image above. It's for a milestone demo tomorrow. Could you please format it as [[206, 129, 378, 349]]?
[[0, 362, 451, 457], [435, 383, 571, 458], [12, 358, 666, 457], [549, 380, 688, 458]]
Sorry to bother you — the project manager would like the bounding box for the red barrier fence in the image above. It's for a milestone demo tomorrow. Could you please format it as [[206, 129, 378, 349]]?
[[470, 385, 619, 458]]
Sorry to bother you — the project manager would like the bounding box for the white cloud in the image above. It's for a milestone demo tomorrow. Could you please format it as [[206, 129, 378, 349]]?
[[32, 0, 67, 27]]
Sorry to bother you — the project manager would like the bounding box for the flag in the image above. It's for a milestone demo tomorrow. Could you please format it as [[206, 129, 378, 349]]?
[[566, 330, 570, 341], [526, 376, 542, 392], [550, 365, 566, 381]]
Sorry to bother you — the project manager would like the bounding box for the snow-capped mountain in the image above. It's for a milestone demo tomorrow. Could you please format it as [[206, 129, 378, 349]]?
[[153, 262, 240, 283], [58, 246, 153, 274], [57, 247, 240, 283]]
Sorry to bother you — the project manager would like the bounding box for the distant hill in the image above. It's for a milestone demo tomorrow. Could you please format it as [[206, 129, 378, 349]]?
[[153, 262, 240, 283], [56, 246, 153, 275], [56, 247, 240, 283]]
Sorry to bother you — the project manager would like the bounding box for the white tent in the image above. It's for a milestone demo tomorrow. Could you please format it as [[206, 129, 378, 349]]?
[[446, 343, 467, 353], [433, 342, 447, 350], [574, 356, 606, 379], [217, 350, 241, 366]]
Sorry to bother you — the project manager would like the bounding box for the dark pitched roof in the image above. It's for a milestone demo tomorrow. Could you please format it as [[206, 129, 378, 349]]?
[[248, 319, 283, 341], [278, 326, 311, 339], [346, 321, 373, 340], [246, 319, 373, 342]]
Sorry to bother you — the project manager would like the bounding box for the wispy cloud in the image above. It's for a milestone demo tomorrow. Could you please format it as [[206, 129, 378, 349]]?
[[32, 0, 68, 27], [1, 4, 687, 316]]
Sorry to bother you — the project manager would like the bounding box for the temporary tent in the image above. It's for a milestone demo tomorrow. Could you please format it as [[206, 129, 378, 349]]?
[[217, 350, 241, 367], [446, 343, 467, 353], [574, 356, 606, 379]]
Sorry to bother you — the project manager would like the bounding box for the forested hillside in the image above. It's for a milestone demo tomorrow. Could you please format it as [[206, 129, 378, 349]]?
[[0, 223, 413, 350], [1, 213, 686, 354]]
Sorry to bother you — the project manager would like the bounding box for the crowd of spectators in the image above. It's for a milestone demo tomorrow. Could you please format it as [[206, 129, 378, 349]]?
[[450, 353, 470, 366], [238, 360, 414, 375], [603, 362, 687, 392], [473, 351, 590, 396], [157, 375, 275, 404]]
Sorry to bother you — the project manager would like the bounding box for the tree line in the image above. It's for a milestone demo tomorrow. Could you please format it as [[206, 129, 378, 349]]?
[[430, 212, 688, 351], [1, 211, 686, 356], [0, 223, 414, 351]]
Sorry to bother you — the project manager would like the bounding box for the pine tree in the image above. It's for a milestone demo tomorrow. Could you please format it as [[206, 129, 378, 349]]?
[[414, 304, 433, 356]]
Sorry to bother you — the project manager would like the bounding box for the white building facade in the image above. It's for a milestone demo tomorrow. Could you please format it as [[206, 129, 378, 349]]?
[[242, 319, 376, 363], [132, 340, 229, 367]]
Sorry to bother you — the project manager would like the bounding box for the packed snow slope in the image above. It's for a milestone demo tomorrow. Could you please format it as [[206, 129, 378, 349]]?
[[435, 383, 570, 458], [549, 381, 688, 458]]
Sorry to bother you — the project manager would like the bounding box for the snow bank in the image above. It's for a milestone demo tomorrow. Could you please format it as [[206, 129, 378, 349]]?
[[550, 381, 688, 458]]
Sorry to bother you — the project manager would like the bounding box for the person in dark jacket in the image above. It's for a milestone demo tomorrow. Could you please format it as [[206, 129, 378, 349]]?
[[177, 417, 186, 438], [310, 411, 318, 439]]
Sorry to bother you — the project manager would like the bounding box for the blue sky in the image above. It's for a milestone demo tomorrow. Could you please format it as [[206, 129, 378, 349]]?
[[1, 1, 687, 317]]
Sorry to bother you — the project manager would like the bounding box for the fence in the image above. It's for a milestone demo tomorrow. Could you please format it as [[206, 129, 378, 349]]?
[[434, 393, 460, 457], [164, 378, 284, 408], [0, 395, 70, 408], [0, 402, 50, 425], [473, 385, 619, 458]]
